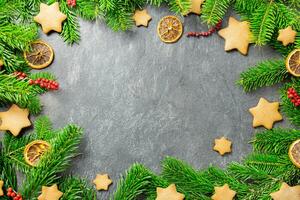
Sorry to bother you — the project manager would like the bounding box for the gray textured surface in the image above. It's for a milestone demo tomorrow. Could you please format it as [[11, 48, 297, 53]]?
[[37, 7, 287, 198]]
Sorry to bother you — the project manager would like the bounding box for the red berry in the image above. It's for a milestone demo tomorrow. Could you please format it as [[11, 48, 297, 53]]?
[[13, 197, 19, 200], [11, 192, 16, 197], [8, 188, 13, 192]]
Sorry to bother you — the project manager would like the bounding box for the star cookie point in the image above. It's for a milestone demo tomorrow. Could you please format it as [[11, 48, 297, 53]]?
[[211, 184, 236, 200], [249, 98, 283, 130], [133, 9, 152, 27], [218, 17, 251, 55], [188, 0, 205, 15], [0, 104, 31, 136], [270, 182, 300, 200], [156, 184, 185, 200], [213, 137, 232, 155], [277, 26, 297, 46], [0, 180, 3, 196], [34, 2, 67, 34], [38, 184, 63, 200], [93, 173, 113, 191]]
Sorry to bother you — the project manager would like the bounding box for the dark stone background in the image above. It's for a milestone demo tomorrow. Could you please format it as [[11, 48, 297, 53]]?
[[35, 6, 288, 199]]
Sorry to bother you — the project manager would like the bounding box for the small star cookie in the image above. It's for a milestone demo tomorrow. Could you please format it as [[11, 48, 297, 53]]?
[[0, 104, 31, 136], [270, 182, 300, 200], [277, 26, 297, 46], [249, 98, 283, 130], [156, 184, 185, 200], [133, 9, 152, 27], [34, 2, 67, 34], [218, 17, 252, 55], [188, 0, 205, 15], [93, 174, 112, 191], [211, 184, 236, 200], [38, 184, 63, 200], [0, 180, 3, 196], [213, 137, 232, 156]]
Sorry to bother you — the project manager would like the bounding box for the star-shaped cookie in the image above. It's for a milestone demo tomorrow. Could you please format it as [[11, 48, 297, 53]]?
[[0, 180, 3, 196], [156, 184, 185, 200], [0, 104, 31, 136], [93, 174, 112, 191], [187, 0, 205, 15], [133, 9, 152, 27], [213, 137, 232, 156], [211, 184, 236, 200], [218, 17, 252, 55], [34, 2, 67, 34], [277, 26, 297, 46], [38, 184, 63, 200], [270, 182, 300, 200], [249, 98, 283, 130]]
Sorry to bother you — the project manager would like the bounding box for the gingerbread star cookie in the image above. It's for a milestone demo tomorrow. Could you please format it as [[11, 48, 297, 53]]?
[[38, 184, 63, 200], [213, 137, 232, 156], [0, 180, 3, 196], [270, 182, 300, 200], [34, 2, 67, 34], [218, 17, 252, 55], [211, 184, 236, 200], [156, 184, 185, 200], [0, 104, 31, 136], [93, 173, 112, 191], [133, 9, 152, 27], [188, 0, 205, 15], [277, 26, 297, 46], [249, 98, 283, 130]]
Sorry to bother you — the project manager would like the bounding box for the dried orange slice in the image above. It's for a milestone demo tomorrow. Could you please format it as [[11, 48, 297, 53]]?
[[24, 140, 50, 166], [157, 16, 183, 43], [24, 40, 54, 69], [286, 49, 300, 77], [289, 139, 300, 168]]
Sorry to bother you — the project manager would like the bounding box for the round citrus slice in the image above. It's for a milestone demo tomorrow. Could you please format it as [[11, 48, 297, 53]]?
[[289, 139, 300, 168], [286, 49, 300, 77], [157, 15, 183, 43], [24, 140, 50, 166], [24, 40, 54, 69]]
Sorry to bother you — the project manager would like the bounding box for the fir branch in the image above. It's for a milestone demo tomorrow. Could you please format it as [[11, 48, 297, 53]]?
[[33, 116, 53, 140], [0, 144, 18, 190], [250, 2, 277, 45], [201, 0, 231, 26], [237, 59, 288, 92], [113, 164, 153, 200], [167, 0, 191, 15], [161, 157, 213, 198], [251, 128, 300, 154], [76, 0, 103, 20], [106, 9, 134, 31], [20, 124, 83, 198], [0, 73, 42, 114], [234, 0, 266, 18], [59, 177, 96, 200]]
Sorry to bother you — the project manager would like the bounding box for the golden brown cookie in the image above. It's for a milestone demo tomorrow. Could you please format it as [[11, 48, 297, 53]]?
[[187, 0, 205, 15], [93, 174, 113, 191], [249, 98, 283, 130], [0, 180, 3, 196], [156, 184, 185, 200], [34, 2, 67, 34], [133, 9, 152, 27], [0, 104, 31, 136], [270, 182, 300, 200], [211, 184, 236, 200], [218, 17, 252, 55], [213, 137, 232, 156], [38, 184, 63, 200], [277, 26, 297, 46]]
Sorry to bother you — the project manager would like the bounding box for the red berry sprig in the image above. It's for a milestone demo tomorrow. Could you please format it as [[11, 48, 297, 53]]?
[[6, 187, 23, 200], [287, 87, 300, 107], [13, 71, 59, 90], [67, 0, 76, 7], [187, 20, 222, 38]]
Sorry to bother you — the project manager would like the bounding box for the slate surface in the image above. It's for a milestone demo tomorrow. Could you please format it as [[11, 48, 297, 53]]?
[[36, 6, 288, 199]]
